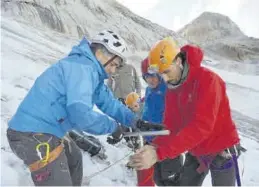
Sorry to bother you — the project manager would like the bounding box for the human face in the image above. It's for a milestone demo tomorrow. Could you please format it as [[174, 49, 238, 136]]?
[[145, 75, 160, 89], [130, 101, 140, 112], [161, 57, 182, 84], [95, 48, 122, 75], [104, 58, 122, 75]]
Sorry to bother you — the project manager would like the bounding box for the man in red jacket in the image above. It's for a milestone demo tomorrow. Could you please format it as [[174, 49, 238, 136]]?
[[129, 38, 241, 186]]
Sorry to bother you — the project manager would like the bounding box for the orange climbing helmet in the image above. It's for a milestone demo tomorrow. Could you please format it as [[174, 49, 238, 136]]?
[[148, 37, 180, 73], [125, 92, 140, 107]]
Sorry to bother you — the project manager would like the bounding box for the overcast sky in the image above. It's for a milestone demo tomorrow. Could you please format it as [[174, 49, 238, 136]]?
[[117, 0, 259, 38]]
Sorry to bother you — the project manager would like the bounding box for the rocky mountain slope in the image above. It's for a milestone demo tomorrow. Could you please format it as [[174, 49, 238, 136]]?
[[1, 0, 186, 52], [178, 12, 259, 62]]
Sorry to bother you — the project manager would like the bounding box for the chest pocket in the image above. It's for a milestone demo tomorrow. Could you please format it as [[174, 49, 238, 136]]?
[[178, 81, 199, 127]]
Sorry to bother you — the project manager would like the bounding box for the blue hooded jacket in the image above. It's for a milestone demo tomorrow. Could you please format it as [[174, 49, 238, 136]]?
[[8, 38, 135, 138], [142, 78, 167, 142]]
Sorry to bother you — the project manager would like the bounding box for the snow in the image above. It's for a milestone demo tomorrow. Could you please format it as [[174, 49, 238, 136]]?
[[202, 64, 259, 120], [1, 17, 259, 186], [1, 17, 137, 186], [1, 0, 186, 52]]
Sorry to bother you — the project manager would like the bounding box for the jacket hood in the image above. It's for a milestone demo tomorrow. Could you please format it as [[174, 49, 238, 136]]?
[[68, 38, 108, 80], [166, 45, 203, 89], [181, 45, 204, 69]]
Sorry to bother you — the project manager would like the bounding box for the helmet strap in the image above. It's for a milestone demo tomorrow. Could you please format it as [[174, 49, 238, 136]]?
[[103, 55, 118, 68]]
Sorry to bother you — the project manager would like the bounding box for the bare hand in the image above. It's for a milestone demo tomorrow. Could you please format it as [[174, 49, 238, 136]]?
[[128, 145, 158, 170]]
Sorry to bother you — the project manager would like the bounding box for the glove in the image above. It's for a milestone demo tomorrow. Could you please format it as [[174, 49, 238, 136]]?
[[107, 124, 125, 145], [68, 131, 102, 157], [123, 127, 138, 142], [118, 98, 126, 105], [135, 120, 164, 131]]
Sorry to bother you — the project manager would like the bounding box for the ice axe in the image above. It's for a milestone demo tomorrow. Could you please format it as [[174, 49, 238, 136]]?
[[124, 121, 169, 148], [124, 129, 170, 148], [127, 121, 169, 148]]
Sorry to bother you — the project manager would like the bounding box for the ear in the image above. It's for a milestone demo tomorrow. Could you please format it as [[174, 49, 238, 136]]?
[[175, 57, 183, 69], [95, 48, 102, 59], [95, 49, 105, 65], [175, 57, 182, 65]]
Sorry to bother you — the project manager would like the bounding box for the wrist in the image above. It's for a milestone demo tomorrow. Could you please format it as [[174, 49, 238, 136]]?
[[149, 144, 161, 162]]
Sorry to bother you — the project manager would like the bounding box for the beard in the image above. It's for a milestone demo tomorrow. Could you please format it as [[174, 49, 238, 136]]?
[[166, 80, 182, 89]]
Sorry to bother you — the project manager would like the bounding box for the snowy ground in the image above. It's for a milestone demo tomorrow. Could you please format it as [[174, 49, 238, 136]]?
[[1, 17, 259, 186]]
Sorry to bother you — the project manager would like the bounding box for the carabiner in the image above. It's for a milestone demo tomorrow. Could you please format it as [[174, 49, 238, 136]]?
[[36, 142, 50, 163]]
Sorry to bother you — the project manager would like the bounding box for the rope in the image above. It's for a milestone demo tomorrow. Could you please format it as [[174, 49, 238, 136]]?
[[84, 151, 133, 180]]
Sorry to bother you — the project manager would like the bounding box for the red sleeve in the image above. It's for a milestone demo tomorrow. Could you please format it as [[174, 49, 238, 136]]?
[[153, 74, 223, 160]]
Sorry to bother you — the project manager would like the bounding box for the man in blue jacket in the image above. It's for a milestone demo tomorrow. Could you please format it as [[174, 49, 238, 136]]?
[[6, 30, 137, 186]]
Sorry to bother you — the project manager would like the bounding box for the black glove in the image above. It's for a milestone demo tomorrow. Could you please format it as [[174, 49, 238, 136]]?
[[118, 98, 126, 105], [135, 119, 164, 131], [123, 127, 138, 142], [107, 125, 125, 145], [68, 131, 102, 157]]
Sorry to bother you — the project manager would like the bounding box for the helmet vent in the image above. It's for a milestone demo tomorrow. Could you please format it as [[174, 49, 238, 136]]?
[[113, 41, 122, 47], [113, 34, 119, 39], [103, 39, 109, 43]]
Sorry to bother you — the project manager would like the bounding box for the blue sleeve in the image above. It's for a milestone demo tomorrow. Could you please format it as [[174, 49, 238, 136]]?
[[62, 60, 118, 135], [141, 88, 149, 121], [94, 83, 136, 127]]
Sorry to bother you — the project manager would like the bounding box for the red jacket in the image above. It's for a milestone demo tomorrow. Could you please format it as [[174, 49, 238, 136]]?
[[153, 45, 240, 160]]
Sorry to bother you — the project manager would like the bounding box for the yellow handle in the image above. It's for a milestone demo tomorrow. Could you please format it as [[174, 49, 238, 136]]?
[[36, 142, 50, 163]]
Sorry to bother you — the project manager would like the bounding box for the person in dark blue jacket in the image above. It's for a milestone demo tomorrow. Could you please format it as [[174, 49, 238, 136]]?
[[136, 57, 167, 186], [6, 30, 138, 186], [141, 57, 167, 143]]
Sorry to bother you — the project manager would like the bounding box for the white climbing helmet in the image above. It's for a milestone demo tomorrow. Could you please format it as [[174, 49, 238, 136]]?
[[91, 30, 127, 63]]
